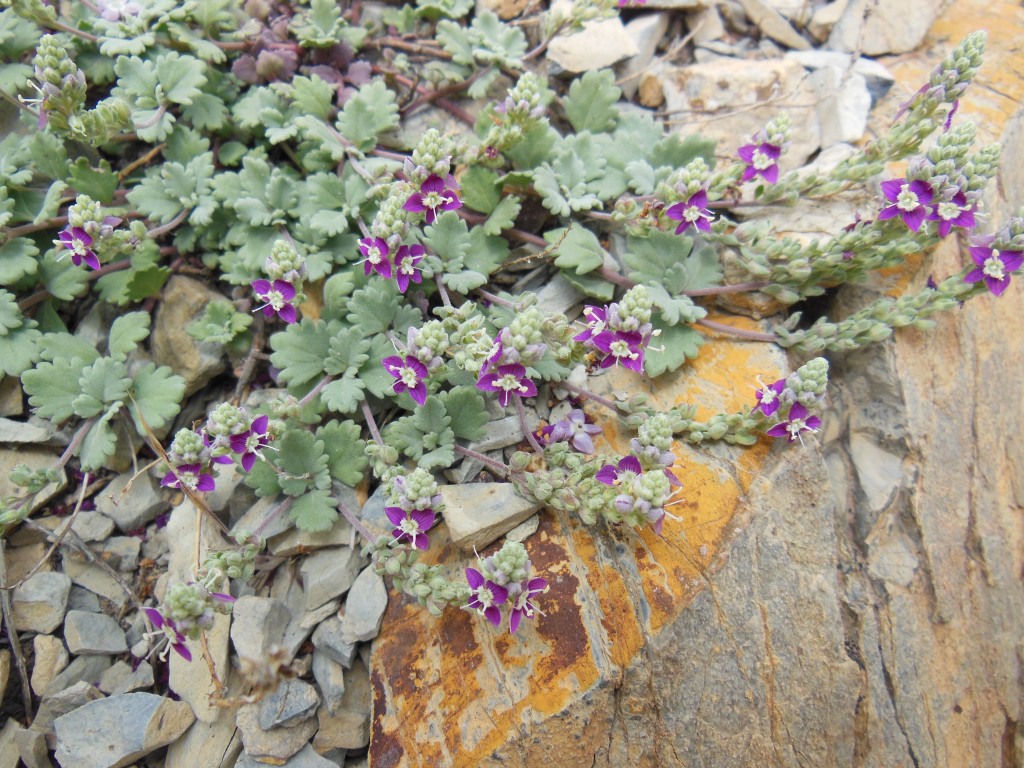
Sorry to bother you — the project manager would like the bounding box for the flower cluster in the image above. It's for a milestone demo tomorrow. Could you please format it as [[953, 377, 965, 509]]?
[[53, 195, 125, 271], [539, 408, 603, 454], [574, 285, 655, 372], [737, 114, 791, 185], [464, 541, 547, 634], [359, 238, 425, 293], [476, 306, 548, 408], [595, 455, 675, 535], [752, 358, 829, 444], [964, 232, 1024, 296], [142, 581, 234, 662], [384, 469, 442, 551]]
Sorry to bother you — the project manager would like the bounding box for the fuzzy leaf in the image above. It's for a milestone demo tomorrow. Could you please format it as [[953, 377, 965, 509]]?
[[128, 363, 185, 432], [37, 333, 99, 365], [73, 357, 130, 419], [423, 211, 471, 272], [188, 301, 252, 345], [156, 52, 208, 105], [438, 386, 488, 440], [459, 166, 501, 213], [181, 92, 227, 130], [483, 195, 520, 236], [23, 358, 84, 423], [320, 377, 366, 414], [67, 158, 118, 204], [0, 237, 38, 285], [277, 429, 332, 496], [291, 74, 336, 120], [270, 319, 338, 388], [648, 133, 717, 170], [36, 251, 89, 302], [290, 489, 338, 532], [383, 397, 455, 470], [345, 282, 421, 336], [317, 420, 368, 487], [625, 231, 723, 299], [547, 226, 604, 275], [0, 290, 21, 335], [644, 322, 703, 377], [78, 407, 118, 471], [336, 80, 399, 152], [562, 269, 616, 302], [358, 334, 398, 399], [108, 311, 151, 362], [564, 69, 620, 133], [94, 247, 170, 306], [0, 322, 41, 376], [246, 460, 282, 497]]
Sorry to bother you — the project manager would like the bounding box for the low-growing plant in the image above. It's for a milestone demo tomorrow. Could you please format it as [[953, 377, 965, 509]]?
[[0, 0, 1017, 657]]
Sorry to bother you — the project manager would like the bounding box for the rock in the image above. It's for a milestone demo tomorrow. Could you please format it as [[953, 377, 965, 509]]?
[[170, 611, 231, 723], [735, 0, 811, 50], [0, 446, 65, 514], [258, 678, 321, 730], [358, 485, 392, 539], [95, 471, 167, 533], [312, 617, 358, 669], [95, 536, 141, 571], [440, 482, 544, 551], [230, 596, 292, 661], [97, 660, 154, 694], [826, 0, 937, 55], [0, 649, 8, 702], [231, 495, 291, 541], [11, 571, 71, 633], [313, 657, 371, 752], [338, 567, 388, 643], [807, 0, 846, 41], [13, 728, 48, 768], [659, 57, 821, 167], [504, 514, 540, 543], [266, 486, 357, 555], [617, 12, 671, 100], [642, 0, 708, 7], [64, 610, 128, 655], [3, 542, 52, 582], [69, 510, 115, 542], [463, 416, 524, 455], [152, 276, 228, 396], [848, 431, 903, 512], [0, 720, 20, 768], [547, 12, 639, 74], [312, 649, 347, 714], [53, 693, 195, 768], [164, 704, 241, 768], [62, 556, 130, 609], [43, 654, 111, 697], [235, 701, 318, 763], [235, 744, 337, 768], [31, 680, 105, 747], [808, 66, 872, 146], [30, 635, 69, 696], [299, 546, 364, 611], [0, 417, 53, 443], [785, 50, 895, 103], [686, 5, 725, 44], [0, 376, 22, 417]]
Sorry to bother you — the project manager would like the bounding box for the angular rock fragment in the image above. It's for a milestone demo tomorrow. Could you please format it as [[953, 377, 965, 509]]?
[[11, 571, 71, 634], [64, 610, 128, 655]]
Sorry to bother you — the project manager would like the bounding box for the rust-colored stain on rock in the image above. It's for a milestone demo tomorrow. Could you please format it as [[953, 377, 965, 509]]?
[[371, 326, 787, 767]]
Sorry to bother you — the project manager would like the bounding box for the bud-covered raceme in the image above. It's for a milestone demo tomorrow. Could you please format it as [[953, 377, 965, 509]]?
[[265, 239, 306, 284], [407, 128, 453, 182]]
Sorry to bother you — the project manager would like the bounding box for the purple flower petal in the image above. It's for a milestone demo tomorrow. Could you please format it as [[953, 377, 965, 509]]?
[[251, 279, 272, 296], [171, 640, 192, 662], [465, 568, 484, 590], [385, 506, 406, 527], [618, 456, 642, 474], [509, 607, 523, 634], [277, 304, 297, 324], [483, 605, 502, 627], [143, 607, 165, 629]]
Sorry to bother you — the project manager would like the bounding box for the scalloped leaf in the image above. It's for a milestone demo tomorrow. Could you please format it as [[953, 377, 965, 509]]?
[[270, 319, 338, 388], [564, 69, 620, 133], [317, 420, 368, 487], [128, 363, 186, 432], [277, 429, 332, 496], [644, 322, 703, 377], [383, 397, 455, 470], [290, 489, 338, 533], [437, 386, 488, 441], [108, 312, 151, 361]]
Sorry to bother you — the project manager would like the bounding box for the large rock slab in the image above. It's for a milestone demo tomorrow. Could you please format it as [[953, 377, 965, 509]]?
[[151, 276, 228, 396]]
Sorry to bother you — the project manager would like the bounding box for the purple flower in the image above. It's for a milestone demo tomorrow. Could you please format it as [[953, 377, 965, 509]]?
[[877, 178, 934, 232], [596, 455, 643, 486], [358, 237, 392, 279], [964, 244, 1024, 296], [737, 142, 781, 184], [944, 99, 959, 131], [252, 279, 297, 324], [546, 409, 603, 454], [403, 174, 462, 224], [665, 190, 714, 234], [160, 464, 216, 492], [56, 227, 100, 270], [465, 567, 508, 627], [573, 306, 607, 344], [476, 363, 537, 408], [384, 506, 436, 550], [926, 191, 975, 238], [142, 608, 192, 662], [752, 378, 786, 417], [765, 402, 822, 444], [592, 329, 647, 372], [394, 244, 425, 293], [382, 354, 429, 405], [229, 415, 271, 472], [509, 577, 547, 634], [203, 431, 235, 466]]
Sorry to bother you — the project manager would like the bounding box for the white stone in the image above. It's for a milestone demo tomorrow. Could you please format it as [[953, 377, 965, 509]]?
[[64, 610, 128, 655], [618, 12, 671, 100], [0, 720, 20, 768], [807, 0, 847, 41], [97, 660, 154, 694], [339, 566, 388, 643], [11, 571, 71, 634], [69, 511, 115, 542], [230, 596, 291, 661], [0, 418, 53, 443], [786, 50, 895, 102], [152, 276, 228, 395], [826, 0, 938, 55], [849, 431, 903, 512], [735, 0, 811, 50], [169, 611, 231, 723], [299, 546, 364, 611], [441, 482, 545, 551], [63, 556, 130, 608], [548, 16, 639, 74], [809, 66, 872, 146], [685, 5, 726, 45], [95, 471, 168, 532], [30, 634, 70, 696]]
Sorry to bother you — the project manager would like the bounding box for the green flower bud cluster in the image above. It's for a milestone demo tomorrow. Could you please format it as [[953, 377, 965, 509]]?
[[633, 412, 675, 453], [365, 441, 400, 480], [6, 0, 57, 24], [477, 540, 530, 590], [407, 320, 448, 370], [207, 402, 248, 438], [168, 427, 205, 464], [993, 213, 1024, 250], [763, 113, 792, 150], [266, 239, 305, 284], [928, 30, 986, 104], [617, 285, 653, 329], [370, 187, 413, 252], [441, 307, 493, 374], [624, 405, 759, 445], [408, 128, 452, 182], [390, 467, 441, 512], [960, 144, 1001, 198], [784, 357, 828, 405], [267, 392, 303, 421], [202, 532, 264, 584], [366, 537, 468, 616], [9, 463, 62, 492], [663, 158, 710, 200], [504, 305, 545, 362], [31, 35, 87, 133]]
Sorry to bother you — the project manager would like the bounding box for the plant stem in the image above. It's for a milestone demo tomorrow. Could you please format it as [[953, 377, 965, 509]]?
[[251, 495, 294, 537], [685, 281, 769, 296], [298, 374, 335, 408], [338, 499, 376, 543], [557, 381, 622, 413], [696, 318, 776, 342], [2, 216, 67, 239], [515, 395, 545, 454], [0, 541, 33, 720], [361, 400, 384, 447], [146, 207, 190, 239], [453, 445, 509, 476], [434, 274, 453, 307], [474, 288, 517, 309]]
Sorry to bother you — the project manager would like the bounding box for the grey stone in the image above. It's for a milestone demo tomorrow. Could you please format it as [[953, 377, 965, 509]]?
[[164, 699, 241, 768], [30, 634, 69, 696], [170, 611, 231, 723], [504, 514, 540, 543], [807, 0, 845, 41], [0, 720, 20, 768], [338, 567, 387, 644], [53, 693, 195, 768], [641, 0, 708, 7], [43, 654, 111, 697], [230, 596, 291, 661], [64, 610, 127, 655], [62, 556, 129, 609], [95, 471, 167, 532], [152, 276, 228, 395], [0, 417, 53, 443], [235, 744, 337, 768], [267, 493, 356, 555], [14, 728, 48, 768], [358, 485, 391, 539], [258, 678, 321, 730], [849, 431, 903, 511], [547, 12, 639, 74], [31, 680, 105, 747], [12, 571, 71, 634], [69, 510, 115, 542], [97, 660, 154, 694], [866, 530, 919, 588], [231, 495, 292, 542], [0, 447, 65, 515], [826, 0, 937, 55], [299, 546, 364, 611], [312, 617, 358, 668], [735, 0, 811, 50], [2, 542, 52, 582], [236, 701, 318, 763], [0, 376, 22, 417], [440, 482, 544, 551], [785, 50, 895, 102], [312, 657, 371, 752], [617, 12, 671, 100], [809, 66, 872, 146], [96, 536, 141, 571], [685, 5, 725, 44], [463, 415, 524, 454], [312, 649, 346, 714]]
